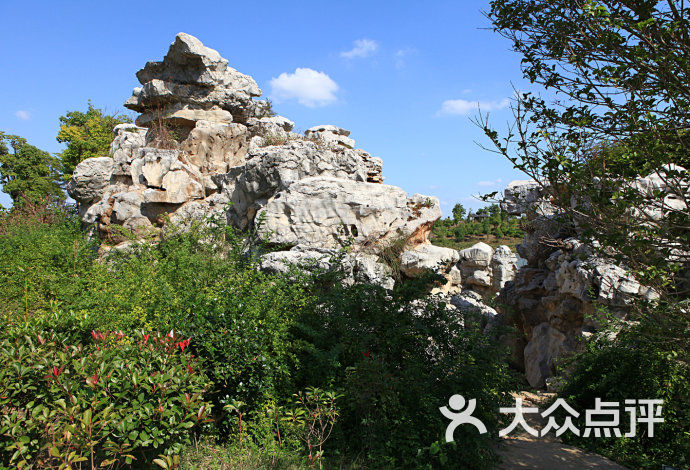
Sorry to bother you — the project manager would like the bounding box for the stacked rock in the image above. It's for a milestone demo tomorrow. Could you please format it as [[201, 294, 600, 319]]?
[[67, 32, 440, 276]]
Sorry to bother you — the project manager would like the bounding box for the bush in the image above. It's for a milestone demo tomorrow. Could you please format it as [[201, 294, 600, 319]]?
[[0, 202, 96, 322], [0, 204, 518, 468], [0, 326, 211, 469], [555, 312, 690, 470], [295, 281, 517, 469]]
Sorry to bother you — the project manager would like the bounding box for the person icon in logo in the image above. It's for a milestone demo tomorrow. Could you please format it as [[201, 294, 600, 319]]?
[[440, 394, 487, 441]]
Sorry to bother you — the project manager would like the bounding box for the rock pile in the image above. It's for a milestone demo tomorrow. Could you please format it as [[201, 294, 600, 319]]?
[[67, 32, 443, 281]]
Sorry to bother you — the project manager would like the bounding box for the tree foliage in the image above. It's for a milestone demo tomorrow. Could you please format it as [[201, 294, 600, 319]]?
[[0, 132, 64, 205], [451, 203, 467, 222], [483, 2, 690, 467], [56, 102, 131, 179], [482, 0, 689, 295]]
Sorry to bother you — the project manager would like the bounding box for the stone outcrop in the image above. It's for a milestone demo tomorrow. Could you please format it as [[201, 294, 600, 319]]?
[[124, 33, 262, 126], [498, 174, 674, 388], [68, 33, 440, 269], [259, 246, 395, 290]]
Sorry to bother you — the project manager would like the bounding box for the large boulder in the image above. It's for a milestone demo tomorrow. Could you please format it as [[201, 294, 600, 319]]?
[[68, 33, 445, 274], [305, 125, 355, 149], [257, 176, 441, 249], [492, 245, 518, 291], [524, 323, 575, 388], [400, 244, 459, 277], [67, 157, 114, 203], [259, 245, 395, 289]]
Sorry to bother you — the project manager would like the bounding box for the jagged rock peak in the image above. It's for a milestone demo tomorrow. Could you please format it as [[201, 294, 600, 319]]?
[[125, 33, 263, 126]]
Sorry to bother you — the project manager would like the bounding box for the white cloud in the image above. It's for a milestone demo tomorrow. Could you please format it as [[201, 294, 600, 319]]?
[[270, 68, 339, 107], [476, 178, 504, 187], [14, 110, 31, 120], [438, 98, 510, 116], [395, 48, 417, 69], [341, 39, 379, 59]]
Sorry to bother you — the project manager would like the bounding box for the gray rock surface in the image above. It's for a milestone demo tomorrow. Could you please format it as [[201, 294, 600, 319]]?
[[257, 177, 441, 248], [125, 33, 261, 125], [400, 244, 459, 277], [67, 157, 114, 203], [68, 32, 442, 269]]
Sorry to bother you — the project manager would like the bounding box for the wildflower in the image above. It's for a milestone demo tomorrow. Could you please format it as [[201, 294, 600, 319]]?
[[143, 334, 150, 342], [362, 350, 371, 358]]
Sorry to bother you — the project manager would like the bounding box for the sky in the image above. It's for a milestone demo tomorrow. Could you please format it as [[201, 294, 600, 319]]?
[[0, 0, 532, 214]]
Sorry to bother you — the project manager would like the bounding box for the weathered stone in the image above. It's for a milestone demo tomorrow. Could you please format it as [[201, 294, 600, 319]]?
[[221, 140, 376, 229], [129, 148, 204, 203], [257, 177, 440, 249], [111, 124, 148, 178], [450, 290, 498, 318], [180, 120, 248, 190], [125, 33, 261, 124], [67, 157, 114, 203], [524, 323, 574, 388], [400, 244, 459, 277], [501, 179, 554, 216], [305, 125, 355, 149], [459, 242, 494, 267], [492, 245, 517, 291]]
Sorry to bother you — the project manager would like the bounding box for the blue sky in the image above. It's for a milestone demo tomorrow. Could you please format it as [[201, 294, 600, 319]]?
[[0, 0, 530, 213]]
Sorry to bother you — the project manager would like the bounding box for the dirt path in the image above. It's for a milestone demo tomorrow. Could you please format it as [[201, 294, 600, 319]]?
[[496, 391, 628, 470]]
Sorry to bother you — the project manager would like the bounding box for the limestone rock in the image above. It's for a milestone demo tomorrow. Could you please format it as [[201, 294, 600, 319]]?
[[260, 246, 334, 274], [69, 33, 444, 266], [257, 177, 441, 249], [67, 157, 114, 203], [344, 253, 395, 290], [111, 124, 148, 178], [260, 246, 395, 289], [400, 244, 459, 277], [125, 33, 261, 124], [221, 140, 376, 229], [524, 323, 574, 388], [459, 242, 494, 267], [180, 120, 249, 190], [492, 245, 518, 291], [305, 125, 355, 149], [450, 290, 498, 318], [130, 148, 204, 204], [501, 179, 554, 216]]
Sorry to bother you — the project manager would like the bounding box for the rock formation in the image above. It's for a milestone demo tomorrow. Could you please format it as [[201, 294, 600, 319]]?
[[67, 32, 442, 281], [498, 176, 673, 388]]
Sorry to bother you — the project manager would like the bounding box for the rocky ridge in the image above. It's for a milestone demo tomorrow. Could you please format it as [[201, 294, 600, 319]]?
[[68, 33, 515, 293]]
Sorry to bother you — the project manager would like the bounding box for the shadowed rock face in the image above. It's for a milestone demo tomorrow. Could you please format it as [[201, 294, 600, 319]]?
[[497, 171, 684, 388]]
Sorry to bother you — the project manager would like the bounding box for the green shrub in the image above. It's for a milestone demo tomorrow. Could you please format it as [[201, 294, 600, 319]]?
[[0, 326, 212, 469], [0, 204, 518, 468], [555, 313, 690, 470], [0, 202, 96, 322], [295, 282, 517, 469]]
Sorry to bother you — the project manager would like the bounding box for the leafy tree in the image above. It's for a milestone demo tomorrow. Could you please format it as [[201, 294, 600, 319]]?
[[482, 0, 689, 295], [451, 203, 466, 222], [56, 102, 131, 179], [0, 132, 64, 205], [483, 2, 690, 466]]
